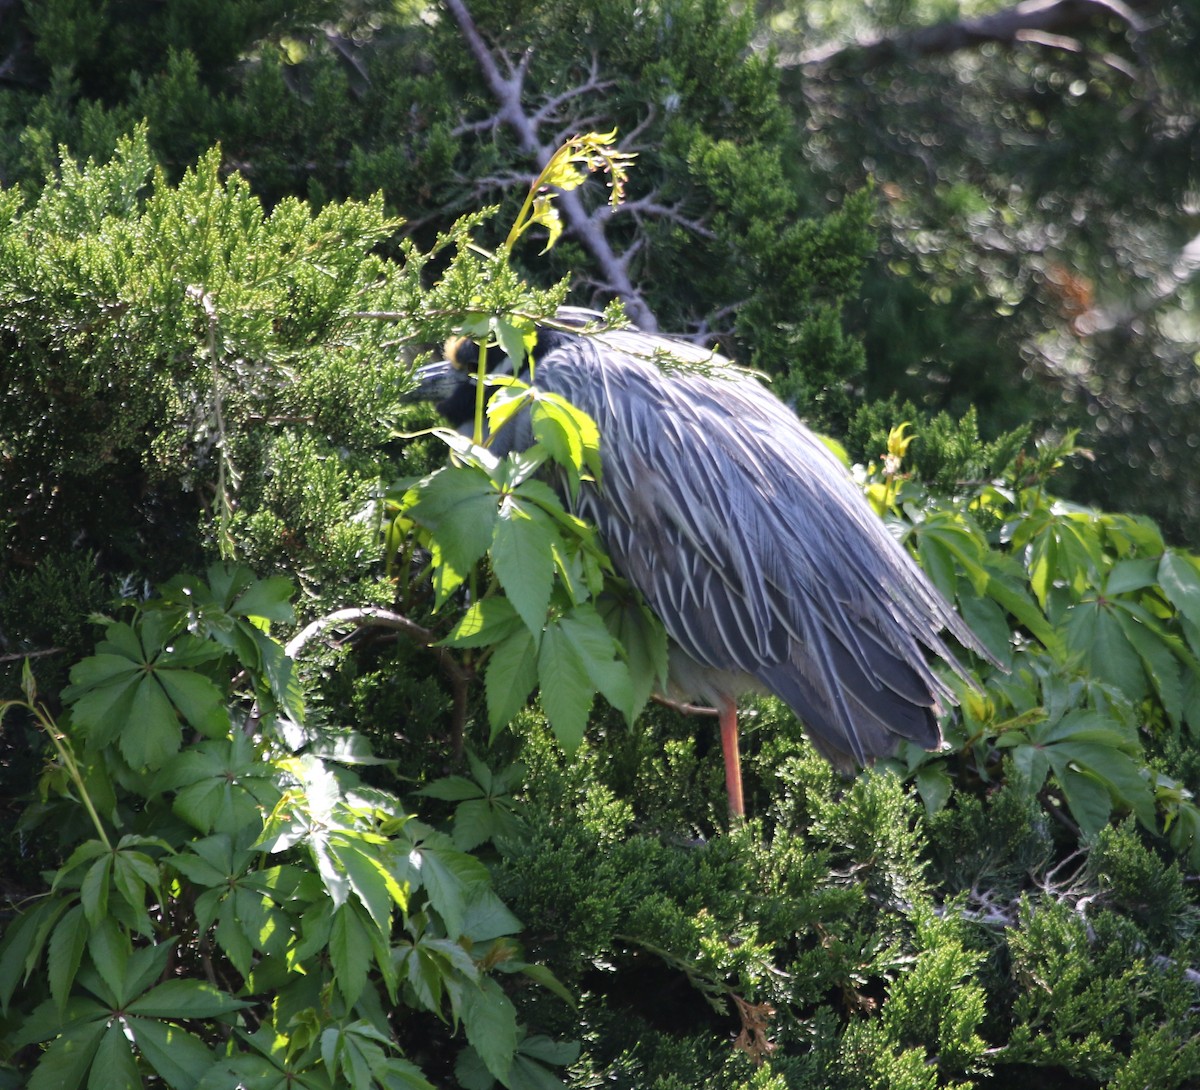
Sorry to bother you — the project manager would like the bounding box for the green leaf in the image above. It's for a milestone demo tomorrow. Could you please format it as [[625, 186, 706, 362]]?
[[530, 392, 602, 483], [1105, 557, 1159, 596], [537, 622, 594, 753], [406, 466, 498, 579], [915, 765, 953, 815], [80, 856, 112, 929], [491, 496, 558, 634], [442, 598, 524, 649], [65, 670, 140, 749], [1053, 766, 1115, 838], [1064, 598, 1147, 703], [0, 899, 68, 1012], [461, 886, 523, 942], [549, 606, 633, 722], [128, 978, 249, 1019], [597, 594, 669, 719], [452, 798, 507, 852], [231, 575, 296, 624], [90, 1022, 140, 1089], [329, 902, 372, 1008], [983, 562, 1063, 656], [955, 593, 1012, 665], [161, 736, 277, 836], [333, 835, 403, 933], [407, 839, 490, 939], [492, 315, 536, 368], [515, 963, 577, 1007], [214, 895, 256, 977], [26, 1017, 107, 1090], [128, 1019, 215, 1090], [1113, 606, 1183, 727], [156, 669, 229, 738], [120, 672, 184, 769], [1160, 550, 1200, 629], [47, 905, 88, 1015], [485, 628, 538, 734], [461, 977, 519, 1083], [420, 775, 484, 802]]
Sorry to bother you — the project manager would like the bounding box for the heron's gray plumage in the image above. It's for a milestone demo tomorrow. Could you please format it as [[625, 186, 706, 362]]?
[[416, 309, 985, 779]]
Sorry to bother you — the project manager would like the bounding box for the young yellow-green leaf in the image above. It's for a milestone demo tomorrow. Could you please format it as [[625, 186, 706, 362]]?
[[442, 598, 525, 650], [528, 192, 564, 253], [485, 382, 533, 439]]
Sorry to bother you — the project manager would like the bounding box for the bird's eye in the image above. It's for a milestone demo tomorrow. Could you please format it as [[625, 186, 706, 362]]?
[[444, 335, 479, 371]]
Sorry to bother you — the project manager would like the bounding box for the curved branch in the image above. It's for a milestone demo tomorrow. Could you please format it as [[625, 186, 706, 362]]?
[[786, 0, 1148, 71], [286, 607, 473, 758]]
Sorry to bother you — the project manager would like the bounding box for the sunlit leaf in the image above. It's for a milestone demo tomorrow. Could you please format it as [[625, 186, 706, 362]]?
[[1160, 550, 1200, 629], [491, 498, 557, 634], [329, 902, 372, 1008], [536, 622, 594, 753], [485, 628, 538, 734]]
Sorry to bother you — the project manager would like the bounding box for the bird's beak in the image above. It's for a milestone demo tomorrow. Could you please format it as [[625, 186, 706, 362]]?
[[403, 359, 470, 405]]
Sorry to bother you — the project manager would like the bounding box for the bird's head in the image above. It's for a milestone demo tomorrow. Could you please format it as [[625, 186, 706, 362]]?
[[405, 309, 607, 429]]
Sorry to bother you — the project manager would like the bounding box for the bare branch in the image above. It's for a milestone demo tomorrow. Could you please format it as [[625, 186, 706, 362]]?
[[442, 0, 660, 330], [620, 193, 719, 240], [0, 647, 65, 664], [785, 0, 1148, 71]]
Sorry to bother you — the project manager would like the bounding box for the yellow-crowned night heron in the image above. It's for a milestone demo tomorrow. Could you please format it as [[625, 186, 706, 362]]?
[[412, 308, 987, 815]]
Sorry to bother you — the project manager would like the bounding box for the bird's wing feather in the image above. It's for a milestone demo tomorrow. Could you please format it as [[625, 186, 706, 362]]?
[[534, 334, 973, 764]]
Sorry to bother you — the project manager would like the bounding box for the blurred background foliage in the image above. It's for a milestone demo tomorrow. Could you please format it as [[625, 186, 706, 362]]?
[[2, 0, 1200, 1087]]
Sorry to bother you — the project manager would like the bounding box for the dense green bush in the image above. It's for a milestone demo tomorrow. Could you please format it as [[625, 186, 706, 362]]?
[[1, 5, 1199, 1086]]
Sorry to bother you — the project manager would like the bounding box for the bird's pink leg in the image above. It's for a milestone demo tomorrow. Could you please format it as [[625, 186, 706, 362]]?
[[718, 699, 744, 818]]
